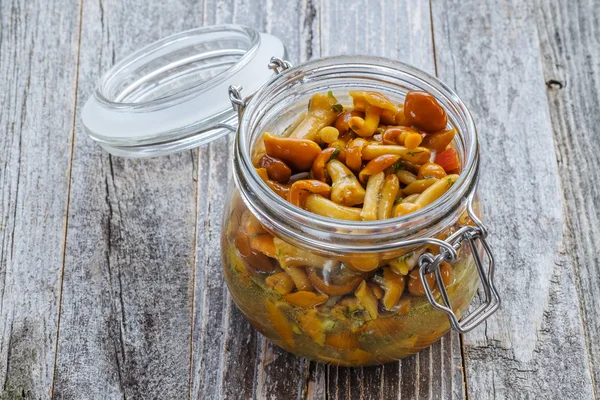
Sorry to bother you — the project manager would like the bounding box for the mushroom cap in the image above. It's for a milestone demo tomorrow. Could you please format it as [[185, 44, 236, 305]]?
[[364, 92, 398, 112]]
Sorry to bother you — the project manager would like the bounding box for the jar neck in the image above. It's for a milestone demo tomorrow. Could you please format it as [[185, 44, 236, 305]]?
[[233, 56, 479, 254]]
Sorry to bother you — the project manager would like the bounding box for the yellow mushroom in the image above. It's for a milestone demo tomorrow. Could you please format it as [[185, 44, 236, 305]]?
[[388, 247, 426, 275], [250, 234, 277, 258], [394, 202, 421, 217], [360, 172, 385, 221], [354, 280, 379, 320], [403, 178, 438, 195], [266, 300, 295, 347], [377, 174, 400, 220], [266, 272, 295, 295], [348, 92, 398, 138], [305, 194, 363, 221], [284, 267, 314, 292], [380, 267, 406, 310], [327, 159, 366, 206], [319, 126, 339, 144], [414, 174, 459, 207], [297, 309, 327, 345], [401, 193, 420, 203], [273, 237, 335, 269], [283, 291, 328, 308], [349, 102, 382, 137], [361, 144, 431, 165], [289, 92, 343, 141], [349, 91, 368, 111], [364, 92, 398, 114], [396, 169, 417, 185]]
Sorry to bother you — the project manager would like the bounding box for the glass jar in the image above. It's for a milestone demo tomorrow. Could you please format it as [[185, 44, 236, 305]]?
[[221, 56, 499, 366], [81, 25, 500, 367]]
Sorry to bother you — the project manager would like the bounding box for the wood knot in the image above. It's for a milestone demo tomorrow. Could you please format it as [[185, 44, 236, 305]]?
[[546, 79, 564, 90]]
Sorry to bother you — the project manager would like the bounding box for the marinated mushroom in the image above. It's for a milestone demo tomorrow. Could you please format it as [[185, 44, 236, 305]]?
[[348, 92, 397, 137], [403, 91, 448, 133], [264, 132, 322, 172], [328, 159, 366, 206], [288, 179, 331, 207], [236, 89, 470, 363], [377, 174, 400, 220], [361, 144, 431, 164], [311, 147, 339, 182], [360, 172, 385, 221], [305, 194, 363, 220], [289, 92, 343, 141], [358, 154, 401, 184], [259, 155, 292, 183]]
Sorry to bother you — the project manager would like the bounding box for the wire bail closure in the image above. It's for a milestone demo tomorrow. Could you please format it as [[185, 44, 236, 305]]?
[[418, 198, 500, 334], [229, 57, 293, 122]]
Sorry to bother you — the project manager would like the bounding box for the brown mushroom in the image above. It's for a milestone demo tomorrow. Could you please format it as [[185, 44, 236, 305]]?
[[358, 154, 401, 184], [288, 179, 331, 208], [263, 132, 322, 172]]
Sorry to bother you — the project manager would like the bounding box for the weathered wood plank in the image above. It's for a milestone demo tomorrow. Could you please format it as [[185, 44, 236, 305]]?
[[535, 0, 600, 393], [52, 1, 202, 398], [313, 1, 466, 399], [431, 0, 596, 397], [0, 0, 81, 398], [189, 1, 315, 399]]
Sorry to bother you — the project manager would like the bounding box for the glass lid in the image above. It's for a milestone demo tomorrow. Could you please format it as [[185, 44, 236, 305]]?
[[81, 24, 286, 157]]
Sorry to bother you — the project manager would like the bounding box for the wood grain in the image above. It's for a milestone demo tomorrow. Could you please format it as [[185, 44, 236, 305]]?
[[315, 1, 465, 398], [0, 0, 81, 398], [52, 1, 202, 399], [431, 0, 596, 397], [189, 1, 314, 399], [535, 0, 600, 394], [2, 0, 599, 399]]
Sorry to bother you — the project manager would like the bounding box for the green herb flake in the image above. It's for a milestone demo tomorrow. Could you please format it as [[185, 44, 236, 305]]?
[[394, 197, 404, 205], [330, 147, 341, 160], [332, 103, 344, 113], [351, 125, 360, 131], [327, 90, 334, 98], [391, 160, 403, 171], [406, 150, 425, 156], [397, 252, 414, 263]]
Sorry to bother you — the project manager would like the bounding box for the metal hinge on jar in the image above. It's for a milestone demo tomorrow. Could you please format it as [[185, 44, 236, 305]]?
[[229, 57, 293, 120], [417, 198, 501, 334]]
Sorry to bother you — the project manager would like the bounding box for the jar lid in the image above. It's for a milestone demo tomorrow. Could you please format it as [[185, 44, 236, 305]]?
[[81, 25, 286, 157]]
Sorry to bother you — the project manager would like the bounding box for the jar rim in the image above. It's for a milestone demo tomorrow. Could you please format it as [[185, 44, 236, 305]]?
[[234, 55, 479, 253]]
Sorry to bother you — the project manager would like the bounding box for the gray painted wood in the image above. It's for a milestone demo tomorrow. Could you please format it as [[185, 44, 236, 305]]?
[[431, 0, 596, 398], [52, 1, 202, 399], [316, 1, 465, 399], [535, 0, 600, 394], [2, 0, 600, 399], [0, 0, 80, 398], [189, 2, 314, 399]]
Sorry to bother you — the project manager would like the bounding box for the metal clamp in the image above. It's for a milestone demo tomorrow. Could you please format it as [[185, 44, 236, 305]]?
[[418, 199, 501, 334], [229, 57, 293, 119], [268, 56, 292, 74]]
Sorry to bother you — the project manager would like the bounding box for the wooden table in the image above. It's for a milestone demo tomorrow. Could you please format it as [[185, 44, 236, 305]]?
[[1, 0, 599, 398]]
